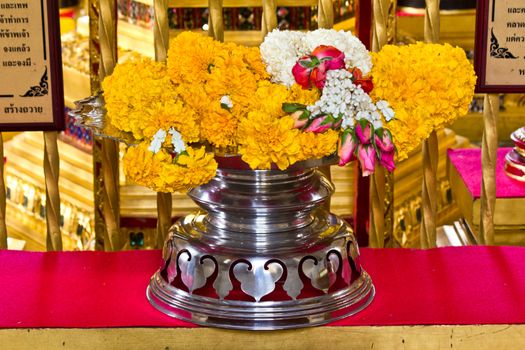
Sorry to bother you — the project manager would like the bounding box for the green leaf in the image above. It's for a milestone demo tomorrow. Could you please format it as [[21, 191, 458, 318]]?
[[282, 103, 306, 113]]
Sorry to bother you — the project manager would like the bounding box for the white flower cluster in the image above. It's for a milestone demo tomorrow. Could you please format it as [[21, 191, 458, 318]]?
[[148, 128, 186, 154], [260, 30, 305, 86], [306, 70, 393, 130], [260, 29, 372, 86]]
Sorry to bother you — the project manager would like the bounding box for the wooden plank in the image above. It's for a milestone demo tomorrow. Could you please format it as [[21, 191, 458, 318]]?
[[0, 325, 524, 349]]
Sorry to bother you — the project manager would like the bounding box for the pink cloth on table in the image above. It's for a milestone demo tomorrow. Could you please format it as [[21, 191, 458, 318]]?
[[448, 147, 525, 199], [1, 247, 525, 328]]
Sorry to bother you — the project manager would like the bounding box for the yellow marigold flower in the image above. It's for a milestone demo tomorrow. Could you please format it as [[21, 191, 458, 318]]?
[[175, 83, 209, 118], [123, 142, 171, 190], [289, 84, 320, 106], [371, 42, 476, 160], [206, 52, 258, 115], [250, 80, 291, 119], [200, 103, 238, 148], [123, 143, 217, 193], [102, 56, 177, 140], [166, 32, 218, 84], [237, 112, 301, 170], [297, 130, 339, 161], [171, 146, 218, 189], [241, 46, 270, 81]]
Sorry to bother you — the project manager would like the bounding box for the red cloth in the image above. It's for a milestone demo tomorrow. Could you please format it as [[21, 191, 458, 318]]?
[[1, 246, 525, 328], [448, 148, 525, 198]]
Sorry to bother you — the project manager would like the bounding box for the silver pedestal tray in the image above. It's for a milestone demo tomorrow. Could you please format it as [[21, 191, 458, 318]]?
[[146, 156, 375, 330], [69, 96, 375, 330]]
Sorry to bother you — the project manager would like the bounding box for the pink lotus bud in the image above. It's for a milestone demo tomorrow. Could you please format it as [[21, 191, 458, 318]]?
[[338, 132, 357, 166], [380, 150, 396, 172], [291, 110, 308, 129], [374, 129, 394, 153], [311, 45, 346, 70], [356, 120, 372, 144], [357, 144, 376, 177]]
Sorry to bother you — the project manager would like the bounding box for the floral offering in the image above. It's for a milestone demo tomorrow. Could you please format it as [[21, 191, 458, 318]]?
[[100, 29, 474, 193]]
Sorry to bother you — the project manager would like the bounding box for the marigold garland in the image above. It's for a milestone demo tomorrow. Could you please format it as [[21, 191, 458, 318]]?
[[371, 42, 476, 160]]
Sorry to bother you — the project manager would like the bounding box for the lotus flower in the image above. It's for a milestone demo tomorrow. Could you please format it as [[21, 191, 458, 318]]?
[[374, 128, 395, 153], [355, 120, 373, 144], [380, 150, 395, 172], [305, 115, 341, 133], [338, 131, 357, 166], [311, 45, 345, 70], [357, 144, 376, 176]]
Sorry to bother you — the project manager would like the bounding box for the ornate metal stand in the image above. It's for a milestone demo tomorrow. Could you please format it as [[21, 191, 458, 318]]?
[[147, 157, 375, 330]]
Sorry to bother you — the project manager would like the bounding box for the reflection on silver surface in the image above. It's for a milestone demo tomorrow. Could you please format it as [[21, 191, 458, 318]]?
[[147, 159, 375, 330]]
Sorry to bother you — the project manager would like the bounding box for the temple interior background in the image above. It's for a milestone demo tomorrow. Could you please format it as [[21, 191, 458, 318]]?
[[3, 0, 524, 251]]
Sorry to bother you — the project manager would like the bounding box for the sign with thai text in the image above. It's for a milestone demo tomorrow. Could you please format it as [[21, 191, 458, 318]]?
[[475, 0, 525, 92], [0, 0, 64, 130]]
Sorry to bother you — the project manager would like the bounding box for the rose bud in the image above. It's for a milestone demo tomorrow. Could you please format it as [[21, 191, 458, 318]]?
[[292, 56, 330, 89], [338, 131, 357, 166], [357, 144, 376, 176], [374, 128, 395, 153], [292, 56, 313, 88], [311, 45, 346, 70], [291, 110, 308, 129], [355, 119, 373, 144], [305, 115, 341, 133], [379, 149, 396, 172]]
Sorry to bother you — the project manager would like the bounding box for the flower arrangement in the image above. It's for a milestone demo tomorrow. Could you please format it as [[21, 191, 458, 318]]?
[[100, 30, 474, 193]]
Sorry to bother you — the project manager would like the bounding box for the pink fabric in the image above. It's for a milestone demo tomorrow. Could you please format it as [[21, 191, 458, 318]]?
[[448, 148, 525, 199], [1, 247, 525, 328]]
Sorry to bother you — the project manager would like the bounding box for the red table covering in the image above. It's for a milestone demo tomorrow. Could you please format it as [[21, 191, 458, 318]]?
[[1, 246, 525, 328], [448, 148, 525, 198]]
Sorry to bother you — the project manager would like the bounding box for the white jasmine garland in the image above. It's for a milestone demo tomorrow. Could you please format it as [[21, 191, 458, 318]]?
[[260, 29, 305, 86], [148, 129, 167, 154], [169, 128, 186, 154]]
